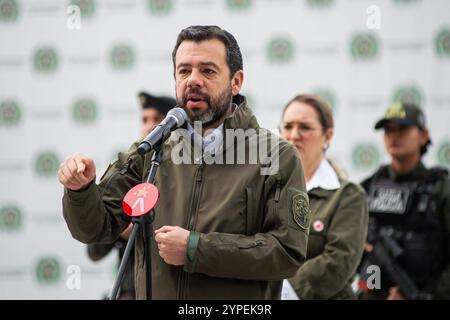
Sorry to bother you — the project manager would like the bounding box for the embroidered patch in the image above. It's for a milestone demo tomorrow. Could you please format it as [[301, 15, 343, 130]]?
[[368, 184, 410, 215], [292, 193, 311, 230]]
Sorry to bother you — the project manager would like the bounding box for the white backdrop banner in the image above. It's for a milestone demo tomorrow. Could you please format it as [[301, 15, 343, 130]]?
[[0, 0, 449, 299]]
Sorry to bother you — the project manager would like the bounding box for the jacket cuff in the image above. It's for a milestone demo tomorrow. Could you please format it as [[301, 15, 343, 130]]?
[[184, 231, 200, 272], [64, 179, 96, 205]]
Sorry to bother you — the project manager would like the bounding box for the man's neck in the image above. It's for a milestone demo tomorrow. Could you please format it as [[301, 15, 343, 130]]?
[[391, 153, 421, 175]]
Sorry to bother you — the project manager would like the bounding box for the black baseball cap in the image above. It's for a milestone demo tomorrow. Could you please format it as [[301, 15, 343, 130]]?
[[138, 91, 176, 115], [374, 102, 426, 130]]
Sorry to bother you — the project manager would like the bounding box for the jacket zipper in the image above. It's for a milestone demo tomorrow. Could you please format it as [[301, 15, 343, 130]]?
[[273, 175, 281, 220], [178, 164, 204, 299]]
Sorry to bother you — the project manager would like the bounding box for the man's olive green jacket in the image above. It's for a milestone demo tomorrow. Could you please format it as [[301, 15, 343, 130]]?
[[62, 95, 310, 299]]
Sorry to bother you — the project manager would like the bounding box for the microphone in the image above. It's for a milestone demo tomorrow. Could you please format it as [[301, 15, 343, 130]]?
[[137, 107, 187, 155]]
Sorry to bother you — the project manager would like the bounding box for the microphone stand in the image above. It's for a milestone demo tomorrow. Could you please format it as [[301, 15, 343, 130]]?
[[110, 147, 163, 300]]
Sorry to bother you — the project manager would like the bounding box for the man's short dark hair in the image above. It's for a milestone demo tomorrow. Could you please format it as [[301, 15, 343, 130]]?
[[172, 25, 243, 78]]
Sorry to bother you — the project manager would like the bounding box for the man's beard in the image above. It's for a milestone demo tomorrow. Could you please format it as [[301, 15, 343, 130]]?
[[177, 85, 232, 128]]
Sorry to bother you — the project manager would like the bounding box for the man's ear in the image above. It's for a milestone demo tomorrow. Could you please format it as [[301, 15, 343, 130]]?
[[231, 70, 244, 96]]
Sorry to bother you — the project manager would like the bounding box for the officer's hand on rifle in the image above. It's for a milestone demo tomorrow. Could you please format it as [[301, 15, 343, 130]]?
[[364, 242, 374, 253]]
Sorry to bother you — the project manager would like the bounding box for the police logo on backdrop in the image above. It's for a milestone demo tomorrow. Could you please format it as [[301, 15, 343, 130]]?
[[34, 257, 62, 284], [311, 88, 338, 114], [306, 0, 335, 8], [0, 205, 23, 231], [350, 33, 379, 61], [33, 47, 59, 73], [0, 0, 18, 22], [70, 0, 96, 19], [267, 37, 294, 64], [368, 183, 411, 215], [392, 86, 424, 106], [110, 44, 135, 70], [147, 0, 173, 15], [72, 98, 97, 124], [0, 100, 21, 126], [226, 0, 252, 11], [435, 28, 450, 58], [34, 151, 60, 178], [437, 141, 450, 167], [352, 144, 380, 171]]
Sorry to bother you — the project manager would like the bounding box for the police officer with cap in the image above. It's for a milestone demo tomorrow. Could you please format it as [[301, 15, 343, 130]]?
[[138, 91, 176, 138], [357, 101, 450, 300]]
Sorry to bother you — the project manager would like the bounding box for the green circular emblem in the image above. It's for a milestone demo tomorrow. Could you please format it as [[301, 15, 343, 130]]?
[[33, 47, 58, 73], [306, 0, 334, 8], [35, 257, 62, 284], [0, 205, 23, 231], [437, 141, 450, 167], [350, 33, 379, 61], [72, 98, 97, 124], [34, 151, 60, 178], [0, 100, 21, 126], [311, 88, 338, 113], [0, 0, 18, 22], [147, 0, 173, 15], [267, 37, 294, 64], [110, 44, 135, 70], [392, 86, 423, 106], [226, 0, 252, 11], [352, 144, 380, 170], [70, 0, 96, 19], [435, 28, 450, 58]]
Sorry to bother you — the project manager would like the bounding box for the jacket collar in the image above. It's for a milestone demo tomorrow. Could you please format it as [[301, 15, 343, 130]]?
[[387, 161, 427, 181], [306, 158, 341, 192], [223, 94, 260, 131], [168, 94, 260, 160]]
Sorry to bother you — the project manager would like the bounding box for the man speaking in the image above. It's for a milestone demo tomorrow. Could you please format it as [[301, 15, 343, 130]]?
[[58, 25, 309, 299]]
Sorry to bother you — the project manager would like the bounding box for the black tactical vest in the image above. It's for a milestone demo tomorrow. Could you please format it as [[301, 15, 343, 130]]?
[[367, 166, 449, 289]]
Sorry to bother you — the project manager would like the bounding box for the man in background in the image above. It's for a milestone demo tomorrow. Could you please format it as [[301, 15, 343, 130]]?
[[139, 92, 177, 138]]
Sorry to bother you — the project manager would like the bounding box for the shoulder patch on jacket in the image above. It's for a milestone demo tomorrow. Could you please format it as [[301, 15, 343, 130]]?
[[288, 188, 311, 230]]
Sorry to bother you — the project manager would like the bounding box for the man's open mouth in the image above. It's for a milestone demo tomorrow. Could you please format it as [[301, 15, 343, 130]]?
[[187, 94, 206, 103]]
